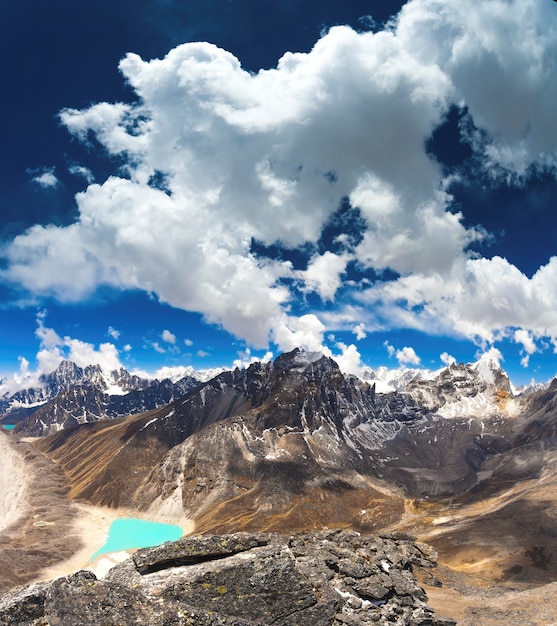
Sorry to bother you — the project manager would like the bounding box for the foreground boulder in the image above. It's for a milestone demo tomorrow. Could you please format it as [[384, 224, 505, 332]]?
[[0, 531, 455, 625]]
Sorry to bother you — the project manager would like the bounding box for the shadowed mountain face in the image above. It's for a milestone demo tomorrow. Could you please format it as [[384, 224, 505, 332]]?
[[1, 361, 148, 414], [16, 377, 200, 437], [21, 349, 557, 621], [32, 351, 544, 504]]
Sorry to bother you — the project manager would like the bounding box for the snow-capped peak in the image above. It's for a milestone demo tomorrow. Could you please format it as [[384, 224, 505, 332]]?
[[513, 378, 548, 396], [147, 365, 226, 384], [470, 348, 504, 385]]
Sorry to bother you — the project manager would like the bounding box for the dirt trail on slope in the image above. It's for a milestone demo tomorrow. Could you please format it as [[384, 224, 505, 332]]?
[[0, 436, 80, 592]]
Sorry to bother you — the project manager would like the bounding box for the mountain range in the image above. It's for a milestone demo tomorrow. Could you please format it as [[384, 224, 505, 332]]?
[[29, 348, 552, 502], [1, 348, 534, 436], [3, 348, 557, 622], [0, 360, 213, 435]]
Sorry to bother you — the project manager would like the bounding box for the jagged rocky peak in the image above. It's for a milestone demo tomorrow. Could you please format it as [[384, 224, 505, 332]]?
[[41, 360, 111, 395], [3, 346, 531, 441], [38, 360, 85, 396], [400, 352, 515, 418], [273, 347, 329, 372], [4, 360, 204, 436], [194, 349, 344, 411], [515, 377, 549, 396], [269, 349, 336, 388], [48, 359, 82, 382]]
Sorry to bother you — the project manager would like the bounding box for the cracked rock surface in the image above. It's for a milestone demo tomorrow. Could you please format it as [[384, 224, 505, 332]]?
[[0, 531, 456, 625]]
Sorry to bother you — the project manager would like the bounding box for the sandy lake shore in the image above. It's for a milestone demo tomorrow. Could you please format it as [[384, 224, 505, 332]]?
[[0, 432, 28, 533], [0, 432, 194, 591]]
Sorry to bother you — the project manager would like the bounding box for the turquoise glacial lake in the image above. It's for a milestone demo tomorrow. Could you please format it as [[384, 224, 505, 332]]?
[[1, 425, 15, 430], [91, 518, 183, 560]]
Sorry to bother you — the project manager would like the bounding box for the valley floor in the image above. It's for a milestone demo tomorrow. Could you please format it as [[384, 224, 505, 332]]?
[[0, 433, 194, 591], [0, 432, 27, 533], [421, 568, 557, 625], [2, 431, 557, 625], [0, 434, 80, 592]]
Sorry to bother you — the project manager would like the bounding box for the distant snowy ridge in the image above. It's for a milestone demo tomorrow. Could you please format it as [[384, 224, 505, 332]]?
[[146, 365, 227, 384], [1, 348, 550, 436], [360, 365, 440, 394], [0, 360, 220, 406], [0, 359, 205, 424]]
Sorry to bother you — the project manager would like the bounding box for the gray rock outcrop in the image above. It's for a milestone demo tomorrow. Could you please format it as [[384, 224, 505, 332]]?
[[0, 530, 456, 625]]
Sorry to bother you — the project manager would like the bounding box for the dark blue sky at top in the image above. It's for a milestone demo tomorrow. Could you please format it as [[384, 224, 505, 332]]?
[[427, 106, 557, 278], [0, 0, 401, 237], [1, 0, 556, 386]]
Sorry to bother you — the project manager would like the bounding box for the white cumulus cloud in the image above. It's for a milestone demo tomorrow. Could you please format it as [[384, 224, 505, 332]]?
[[300, 251, 351, 302], [384, 340, 421, 366], [395, 346, 421, 366], [514, 328, 538, 368], [108, 326, 121, 339], [30, 167, 59, 188], [161, 329, 176, 344], [397, 0, 557, 176], [513, 329, 537, 356], [440, 352, 456, 366], [69, 164, 95, 184], [233, 348, 274, 370]]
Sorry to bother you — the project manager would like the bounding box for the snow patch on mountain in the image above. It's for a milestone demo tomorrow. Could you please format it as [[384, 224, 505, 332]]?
[[290, 349, 324, 371], [436, 391, 501, 419], [145, 365, 226, 384], [103, 384, 127, 396], [360, 365, 437, 394]]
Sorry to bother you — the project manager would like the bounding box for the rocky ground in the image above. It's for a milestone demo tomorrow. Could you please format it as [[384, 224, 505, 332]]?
[[386, 448, 557, 625], [422, 569, 557, 626], [0, 530, 456, 626], [0, 437, 81, 592]]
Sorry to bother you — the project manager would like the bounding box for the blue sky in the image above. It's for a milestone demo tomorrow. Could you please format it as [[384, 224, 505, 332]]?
[[1, 0, 557, 388]]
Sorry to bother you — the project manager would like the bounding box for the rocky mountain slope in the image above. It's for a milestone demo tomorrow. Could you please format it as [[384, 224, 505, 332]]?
[[33, 349, 545, 524], [0, 530, 455, 625], [0, 360, 146, 411], [4, 348, 557, 623]]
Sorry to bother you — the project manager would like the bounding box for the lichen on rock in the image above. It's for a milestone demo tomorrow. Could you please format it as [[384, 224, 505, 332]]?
[[0, 530, 456, 625]]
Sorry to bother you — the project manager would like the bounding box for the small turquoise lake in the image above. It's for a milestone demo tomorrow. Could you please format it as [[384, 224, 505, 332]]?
[[91, 518, 183, 560], [1, 425, 16, 430]]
